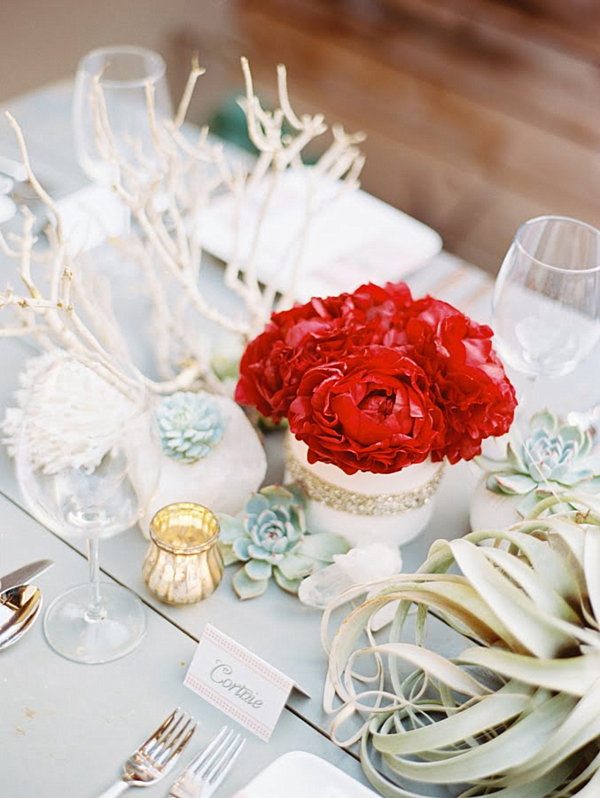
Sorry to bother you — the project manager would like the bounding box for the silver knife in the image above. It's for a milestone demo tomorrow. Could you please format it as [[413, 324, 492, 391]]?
[[0, 559, 54, 593]]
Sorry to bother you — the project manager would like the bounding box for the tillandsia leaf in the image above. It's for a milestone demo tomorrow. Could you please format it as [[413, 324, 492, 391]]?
[[506, 678, 600, 787], [583, 527, 600, 625], [381, 691, 575, 784], [565, 751, 600, 797], [326, 497, 600, 796], [448, 539, 580, 658], [460, 757, 578, 797], [479, 546, 581, 624], [232, 567, 268, 599], [459, 647, 600, 697], [371, 685, 531, 756], [348, 643, 491, 702]]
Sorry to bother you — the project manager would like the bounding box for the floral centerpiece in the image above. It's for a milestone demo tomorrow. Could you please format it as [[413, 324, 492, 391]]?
[[235, 281, 517, 545]]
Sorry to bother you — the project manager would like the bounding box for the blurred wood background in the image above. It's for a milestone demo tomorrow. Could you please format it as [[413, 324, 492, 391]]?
[[2, 0, 600, 275]]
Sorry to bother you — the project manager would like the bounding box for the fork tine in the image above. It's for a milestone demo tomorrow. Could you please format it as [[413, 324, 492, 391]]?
[[144, 707, 185, 757], [195, 728, 234, 777], [188, 726, 229, 775], [206, 733, 245, 791], [153, 714, 196, 767], [141, 707, 179, 749], [163, 721, 197, 768]]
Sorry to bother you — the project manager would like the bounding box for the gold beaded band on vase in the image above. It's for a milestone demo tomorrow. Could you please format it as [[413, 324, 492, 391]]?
[[284, 437, 444, 516]]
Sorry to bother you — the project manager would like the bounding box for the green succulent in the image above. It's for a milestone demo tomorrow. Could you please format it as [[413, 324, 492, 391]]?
[[476, 408, 600, 516], [218, 484, 348, 599], [155, 391, 225, 463]]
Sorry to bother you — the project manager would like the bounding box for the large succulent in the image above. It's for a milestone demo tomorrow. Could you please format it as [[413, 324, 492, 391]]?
[[476, 408, 600, 515], [155, 391, 226, 463], [218, 484, 348, 599], [325, 494, 600, 796]]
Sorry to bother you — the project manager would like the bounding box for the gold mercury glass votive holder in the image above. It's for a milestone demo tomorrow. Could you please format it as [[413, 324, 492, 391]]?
[[143, 503, 224, 604]]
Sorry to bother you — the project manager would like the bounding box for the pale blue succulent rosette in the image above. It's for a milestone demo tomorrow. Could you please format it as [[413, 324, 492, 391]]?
[[218, 484, 349, 599], [476, 408, 600, 517], [155, 391, 226, 464]]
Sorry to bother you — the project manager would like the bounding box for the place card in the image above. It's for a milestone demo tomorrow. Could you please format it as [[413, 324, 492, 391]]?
[[184, 624, 299, 741]]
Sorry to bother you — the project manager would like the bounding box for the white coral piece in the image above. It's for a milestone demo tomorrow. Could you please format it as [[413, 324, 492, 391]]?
[[2, 352, 139, 474]]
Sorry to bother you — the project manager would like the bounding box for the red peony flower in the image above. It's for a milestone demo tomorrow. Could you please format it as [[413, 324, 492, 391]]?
[[399, 296, 517, 462], [235, 282, 414, 422], [235, 281, 517, 471], [287, 347, 445, 475]]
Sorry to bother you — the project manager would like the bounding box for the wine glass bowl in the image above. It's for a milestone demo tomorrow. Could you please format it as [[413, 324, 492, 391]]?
[[15, 357, 158, 664], [492, 216, 600, 381], [73, 45, 172, 186]]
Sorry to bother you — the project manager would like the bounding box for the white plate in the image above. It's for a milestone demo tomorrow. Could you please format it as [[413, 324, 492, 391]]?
[[201, 169, 442, 302], [232, 750, 379, 797]]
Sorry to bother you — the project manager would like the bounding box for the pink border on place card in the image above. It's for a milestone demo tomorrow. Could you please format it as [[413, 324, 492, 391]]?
[[185, 673, 272, 740], [184, 624, 296, 742], [203, 626, 292, 692]]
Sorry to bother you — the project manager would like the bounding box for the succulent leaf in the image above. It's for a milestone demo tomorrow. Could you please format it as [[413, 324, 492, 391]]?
[[244, 559, 273, 581], [273, 569, 302, 594], [232, 537, 251, 561], [155, 391, 225, 463], [476, 408, 600, 516], [217, 482, 346, 599], [232, 568, 268, 600], [300, 532, 349, 562], [217, 514, 244, 543], [493, 473, 537, 495], [277, 552, 316, 580]]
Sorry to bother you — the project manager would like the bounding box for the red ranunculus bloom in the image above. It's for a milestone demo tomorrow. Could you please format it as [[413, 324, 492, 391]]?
[[400, 296, 517, 462], [287, 347, 445, 475], [235, 281, 517, 472], [235, 282, 414, 422]]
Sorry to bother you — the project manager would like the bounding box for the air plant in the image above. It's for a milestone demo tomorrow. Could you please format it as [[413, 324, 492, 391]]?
[[323, 493, 600, 796]]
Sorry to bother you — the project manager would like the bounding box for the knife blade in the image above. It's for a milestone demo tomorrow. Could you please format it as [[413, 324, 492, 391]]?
[[0, 559, 54, 594]]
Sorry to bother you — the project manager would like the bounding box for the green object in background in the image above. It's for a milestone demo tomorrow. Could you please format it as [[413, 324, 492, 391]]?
[[207, 93, 259, 155], [207, 92, 320, 163]]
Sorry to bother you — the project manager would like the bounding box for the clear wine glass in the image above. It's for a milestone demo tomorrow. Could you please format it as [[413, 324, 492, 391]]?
[[15, 359, 158, 664], [492, 216, 600, 420], [73, 45, 172, 187]]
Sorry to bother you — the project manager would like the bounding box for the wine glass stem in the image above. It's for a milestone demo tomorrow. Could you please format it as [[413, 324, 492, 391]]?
[[86, 537, 106, 623], [516, 375, 537, 433]]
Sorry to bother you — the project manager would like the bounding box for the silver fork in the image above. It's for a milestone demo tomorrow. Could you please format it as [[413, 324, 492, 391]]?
[[167, 726, 246, 798], [97, 708, 197, 797]]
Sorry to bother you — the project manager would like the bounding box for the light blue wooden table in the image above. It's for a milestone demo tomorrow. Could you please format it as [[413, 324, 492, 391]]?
[[0, 80, 514, 798]]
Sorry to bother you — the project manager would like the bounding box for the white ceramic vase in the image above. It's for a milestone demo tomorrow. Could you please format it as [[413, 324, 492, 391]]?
[[284, 433, 444, 548], [469, 476, 522, 532], [140, 394, 267, 536]]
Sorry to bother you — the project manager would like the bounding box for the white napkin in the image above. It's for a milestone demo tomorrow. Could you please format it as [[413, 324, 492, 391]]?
[[55, 184, 129, 255]]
